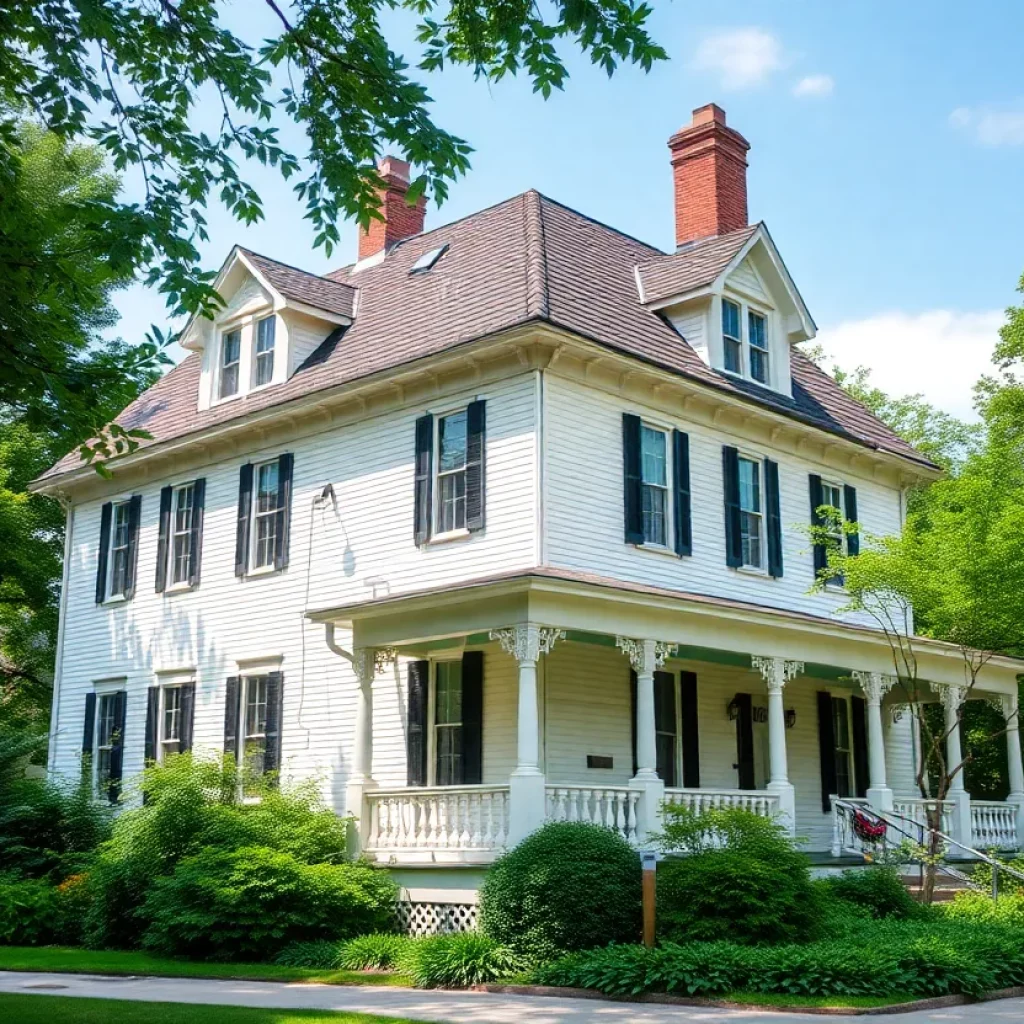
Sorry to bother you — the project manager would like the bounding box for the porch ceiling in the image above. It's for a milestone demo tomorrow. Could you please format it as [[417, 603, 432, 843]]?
[[305, 567, 1024, 694]]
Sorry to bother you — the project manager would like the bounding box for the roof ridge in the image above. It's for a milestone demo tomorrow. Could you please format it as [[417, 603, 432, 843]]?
[[523, 191, 550, 319], [533, 191, 666, 255]]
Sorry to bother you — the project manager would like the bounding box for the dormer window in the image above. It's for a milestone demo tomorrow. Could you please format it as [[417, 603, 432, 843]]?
[[722, 300, 742, 374], [220, 329, 241, 399], [749, 311, 768, 384], [720, 297, 772, 387], [254, 316, 276, 387]]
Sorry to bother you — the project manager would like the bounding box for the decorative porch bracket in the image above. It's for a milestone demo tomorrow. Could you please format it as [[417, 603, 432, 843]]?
[[750, 656, 803, 833], [852, 671, 897, 812]]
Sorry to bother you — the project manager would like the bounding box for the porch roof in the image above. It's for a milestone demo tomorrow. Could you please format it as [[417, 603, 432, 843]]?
[[306, 567, 1024, 694]]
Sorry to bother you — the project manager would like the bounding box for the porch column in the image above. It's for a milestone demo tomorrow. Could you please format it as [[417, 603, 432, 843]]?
[[1000, 695, 1024, 850], [616, 637, 678, 843], [490, 624, 565, 845], [853, 671, 896, 813], [752, 656, 803, 834], [936, 682, 972, 854], [346, 648, 392, 854]]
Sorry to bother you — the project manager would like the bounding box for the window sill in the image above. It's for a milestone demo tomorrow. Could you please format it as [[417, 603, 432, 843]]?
[[164, 582, 195, 596], [426, 528, 471, 546], [634, 542, 680, 560], [718, 366, 774, 391], [823, 582, 847, 595], [248, 381, 279, 395], [245, 564, 282, 579], [733, 564, 770, 578], [102, 594, 129, 607]]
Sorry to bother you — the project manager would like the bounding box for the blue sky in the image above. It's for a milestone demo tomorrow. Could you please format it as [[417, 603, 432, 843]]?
[[112, 1, 1024, 419]]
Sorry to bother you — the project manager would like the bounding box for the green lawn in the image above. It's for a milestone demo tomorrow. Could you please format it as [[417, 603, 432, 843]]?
[[720, 990, 919, 1009], [0, 994, 419, 1023], [0, 946, 411, 988]]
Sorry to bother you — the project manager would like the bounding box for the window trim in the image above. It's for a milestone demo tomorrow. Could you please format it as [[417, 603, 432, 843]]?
[[91, 685, 124, 799], [831, 694, 855, 799], [106, 500, 132, 600], [157, 684, 185, 763], [736, 452, 767, 573], [167, 482, 196, 589], [748, 309, 769, 385], [819, 478, 847, 588], [432, 407, 470, 541], [218, 327, 242, 400], [639, 422, 672, 551], [721, 298, 744, 375], [250, 458, 281, 573], [253, 315, 276, 389], [719, 294, 773, 388], [238, 673, 269, 800], [426, 653, 465, 787]]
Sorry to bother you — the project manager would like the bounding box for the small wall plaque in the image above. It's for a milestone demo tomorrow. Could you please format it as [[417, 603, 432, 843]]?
[[587, 755, 614, 770]]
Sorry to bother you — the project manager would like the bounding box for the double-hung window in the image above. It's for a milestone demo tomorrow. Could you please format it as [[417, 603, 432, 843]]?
[[433, 660, 464, 786], [241, 675, 268, 796], [832, 696, 853, 798], [170, 484, 195, 586], [94, 693, 118, 795], [254, 316, 275, 387], [722, 299, 742, 374], [738, 456, 764, 570], [160, 686, 183, 760], [748, 311, 769, 384], [820, 480, 845, 584], [640, 425, 669, 547], [654, 673, 678, 788], [219, 329, 241, 399], [108, 502, 132, 598], [436, 410, 468, 535], [253, 461, 281, 570]]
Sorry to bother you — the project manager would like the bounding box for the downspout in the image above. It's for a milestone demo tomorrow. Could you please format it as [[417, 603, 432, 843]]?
[[47, 495, 74, 774], [324, 622, 353, 664]]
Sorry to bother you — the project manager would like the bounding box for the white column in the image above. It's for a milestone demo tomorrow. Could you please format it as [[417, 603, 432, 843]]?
[[937, 682, 971, 854], [752, 656, 803, 834], [491, 624, 565, 844], [617, 637, 678, 843], [1001, 695, 1024, 850], [346, 648, 391, 855], [853, 671, 896, 812]]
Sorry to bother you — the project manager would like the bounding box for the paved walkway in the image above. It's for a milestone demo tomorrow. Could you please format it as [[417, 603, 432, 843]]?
[[4, 971, 1024, 1024]]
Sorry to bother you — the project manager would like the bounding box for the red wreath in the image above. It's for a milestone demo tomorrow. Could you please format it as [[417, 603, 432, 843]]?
[[852, 809, 887, 843]]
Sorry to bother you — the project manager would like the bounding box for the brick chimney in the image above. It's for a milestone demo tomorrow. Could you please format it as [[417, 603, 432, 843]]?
[[358, 156, 426, 260], [668, 104, 751, 249]]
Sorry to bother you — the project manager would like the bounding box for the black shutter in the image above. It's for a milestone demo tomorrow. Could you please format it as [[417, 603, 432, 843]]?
[[144, 686, 160, 762], [95, 502, 112, 603], [224, 676, 241, 761], [622, 413, 644, 544], [680, 671, 700, 788], [123, 495, 142, 599], [722, 446, 742, 567], [817, 691, 838, 813], [673, 430, 692, 557], [82, 692, 96, 759], [851, 694, 869, 798], [735, 693, 755, 790], [155, 486, 172, 593], [465, 401, 486, 534], [406, 660, 429, 786], [179, 683, 196, 754], [189, 478, 206, 586], [274, 454, 294, 571], [809, 474, 827, 576], [765, 459, 783, 578], [654, 670, 677, 787], [844, 484, 860, 557], [462, 651, 484, 784], [235, 464, 253, 576], [108, 690, 127, 803], [629, 669, 638, 776], [263, 672, 284, 782], [413, 415, 433, 545]]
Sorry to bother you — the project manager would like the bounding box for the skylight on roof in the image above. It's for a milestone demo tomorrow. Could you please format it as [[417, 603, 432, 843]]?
[[409, 243, 448, 274]]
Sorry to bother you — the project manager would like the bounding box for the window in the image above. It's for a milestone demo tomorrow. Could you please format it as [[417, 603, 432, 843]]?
[[820, 480, 845, 584], [435, 410, 468, 535], [108, 501, 132, 598], [722, 299, 742, 374], [832, 696, 853, 798], [241, 675, 268, 796], [94, 693, 119, 796], [748, 311, 769, 384], [640, 425, 669, 547], [252, 461, 280, 569], [254, 316, 275, 387], [219, 329, 241, 398], [170, 484, 195, 586], [654, 673, 678, 788], [160, 686, 183, 760], [738, 456, 763, 569], [433, 661, 463, 786]]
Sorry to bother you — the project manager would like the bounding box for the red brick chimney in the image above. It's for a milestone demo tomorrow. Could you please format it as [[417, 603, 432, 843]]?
[[358, 156, 426, 260], [668, 104, 751, 249]]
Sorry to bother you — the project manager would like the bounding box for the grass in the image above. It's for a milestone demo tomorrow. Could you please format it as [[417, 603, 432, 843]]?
[[719, 991, 920, 1009], [0, 946, 412, 988], [0, 994, 421, 1023]]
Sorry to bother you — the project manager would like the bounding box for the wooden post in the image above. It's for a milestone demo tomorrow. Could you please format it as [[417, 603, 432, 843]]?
[[640, 850, 657, 948]]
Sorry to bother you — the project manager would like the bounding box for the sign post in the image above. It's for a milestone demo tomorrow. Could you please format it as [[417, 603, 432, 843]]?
[[639, 849, 657, 949]]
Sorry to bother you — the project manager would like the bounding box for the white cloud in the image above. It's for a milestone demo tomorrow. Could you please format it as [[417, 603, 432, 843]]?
[[692, 28, 785, 90], [949, 104, 1024, 146], [792, 74, 834, 98], [813, 310, 1003, 421]]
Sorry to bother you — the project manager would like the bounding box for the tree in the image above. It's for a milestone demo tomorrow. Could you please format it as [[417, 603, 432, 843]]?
[[1, 0, 666, 454]]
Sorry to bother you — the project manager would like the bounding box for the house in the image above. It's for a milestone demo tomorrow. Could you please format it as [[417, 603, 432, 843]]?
[[34, 105, 1024, 927]]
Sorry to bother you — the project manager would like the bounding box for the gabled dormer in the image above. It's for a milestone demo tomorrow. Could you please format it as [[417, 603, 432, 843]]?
[[180, 247, 355, 411]]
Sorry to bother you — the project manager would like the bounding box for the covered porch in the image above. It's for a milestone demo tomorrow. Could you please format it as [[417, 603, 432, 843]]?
[[309, 570, 1024, 865]]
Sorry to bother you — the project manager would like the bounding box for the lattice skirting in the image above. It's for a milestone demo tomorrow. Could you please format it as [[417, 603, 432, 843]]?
[[396, 900, 478, 936]]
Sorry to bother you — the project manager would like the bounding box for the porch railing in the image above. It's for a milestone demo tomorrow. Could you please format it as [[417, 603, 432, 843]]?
[[663, 787, 779, 818], [892, 798, 954, 838], [972, 801, 1018, 850], [366, 785, 510, 853], [545, 785, 640, 844]]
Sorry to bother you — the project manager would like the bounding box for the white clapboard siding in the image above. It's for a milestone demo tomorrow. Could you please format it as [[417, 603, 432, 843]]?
[[667, 307, 710, 366], [542, 373, 903, 628], [727, 257, 769, 303]]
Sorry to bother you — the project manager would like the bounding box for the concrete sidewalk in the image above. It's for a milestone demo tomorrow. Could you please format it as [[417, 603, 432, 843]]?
[[3, 970, 1024, 1024]]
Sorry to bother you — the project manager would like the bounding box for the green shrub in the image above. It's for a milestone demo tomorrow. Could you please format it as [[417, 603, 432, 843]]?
[[0, 875, 60, 945], [275, 939, 343, 969], [479, 822, 641, 960], [943, 890, 1024, 928], [820, 867, 922, 920], [140, 845, 396, 961], [401, 932, 523, 988], [336, 932, 409, 970]]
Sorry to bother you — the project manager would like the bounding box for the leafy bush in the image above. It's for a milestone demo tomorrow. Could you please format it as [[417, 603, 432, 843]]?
[[140, 845, 396, 961], [401, 932, 523, 988], [479, 822, 641, 960], [819, 867, 923, 920], [0, 875, 60, 945], [275, 939, 343, 969], [943, 890, 1024, 928], [337, 932, 409, 970]]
